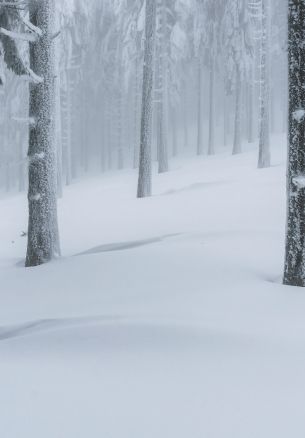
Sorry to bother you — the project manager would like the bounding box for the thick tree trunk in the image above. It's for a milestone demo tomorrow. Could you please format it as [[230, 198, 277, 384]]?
[[233, 66, 242, 155], [137, 0, 156, 198], [26, 0, 60, 267], [284, 0, 305, 286], [258, 0, 271, 169]]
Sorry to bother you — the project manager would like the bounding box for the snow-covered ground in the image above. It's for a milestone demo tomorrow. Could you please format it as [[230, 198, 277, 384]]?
[[1, 135, 305, 438]]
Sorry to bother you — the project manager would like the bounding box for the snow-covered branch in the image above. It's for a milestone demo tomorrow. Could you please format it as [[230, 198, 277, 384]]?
[[21, 17, 42, 37], [0, 26, 37, 42]]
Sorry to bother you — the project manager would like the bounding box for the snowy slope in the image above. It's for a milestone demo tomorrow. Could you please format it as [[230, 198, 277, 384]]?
[[1, 135, 305, 438]]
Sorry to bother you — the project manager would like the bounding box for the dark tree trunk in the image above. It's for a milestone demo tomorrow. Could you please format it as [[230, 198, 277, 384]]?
[[26, 0, 60, 267], [284, 0, 305, 286]]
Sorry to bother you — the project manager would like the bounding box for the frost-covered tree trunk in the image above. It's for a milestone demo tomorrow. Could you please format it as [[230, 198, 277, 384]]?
[[26, 0, 60, 267], [156, 0, 169, 174], [233, 66, 242, 155], [258, 0, 271, 168], [284, 0, 305, 286], [197, 58, 204, 155], [137, 0, 156, 198], [208, 54, 215, 155]]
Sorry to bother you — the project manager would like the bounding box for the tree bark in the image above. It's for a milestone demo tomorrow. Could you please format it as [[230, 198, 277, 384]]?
[[208, 55, 215, 155], [233, 66, 242, 155], [284, 0, 305, 286], [26, 0, 60, 267], [172, 107, 178, 157], [156, 0, 169, 174], [137, 0, 156, 198], [197, 58, 204, 155], [258, 0, 271, 168]]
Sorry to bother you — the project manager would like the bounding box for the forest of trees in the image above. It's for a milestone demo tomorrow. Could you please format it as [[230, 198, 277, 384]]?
[[0, 0, 303, 287]]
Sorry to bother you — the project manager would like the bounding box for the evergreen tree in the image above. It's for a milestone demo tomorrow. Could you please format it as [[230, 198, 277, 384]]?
[[0, 2, 27, 83], [223, 0, 253, 155]]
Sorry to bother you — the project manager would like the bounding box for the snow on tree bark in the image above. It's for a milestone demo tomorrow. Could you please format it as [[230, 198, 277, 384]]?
[[284, 0, 305, 286], [258, 0, 271, 169], [26, 0, 60, 267], [137, 0, 156, 198]]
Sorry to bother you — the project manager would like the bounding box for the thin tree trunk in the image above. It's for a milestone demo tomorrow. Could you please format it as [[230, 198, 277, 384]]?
[[137, 0, 156, 198], [258, 0, 271, 169], [183, 83, 188, 149], [18, 131, 25, 192], [100, 103, 107, 172], [172, 107, 178, 157], [117, 37, 124, 171], [284, 0, 305, 286], [223, 83, 228, 147], [233, 66, 242, 155], [133, 45, 141, 169], [26, 0, 60, 267], [197, 58, 204, 155], [208, 55, 215, 155], [156, 0, 169, 173], [62, 72, 72, 185], [247, 69, 255, 143], [54, 16, 63, 197]]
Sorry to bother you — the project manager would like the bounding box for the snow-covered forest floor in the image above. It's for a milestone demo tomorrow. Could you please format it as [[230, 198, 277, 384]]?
[[1, 134, 305, 438]]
